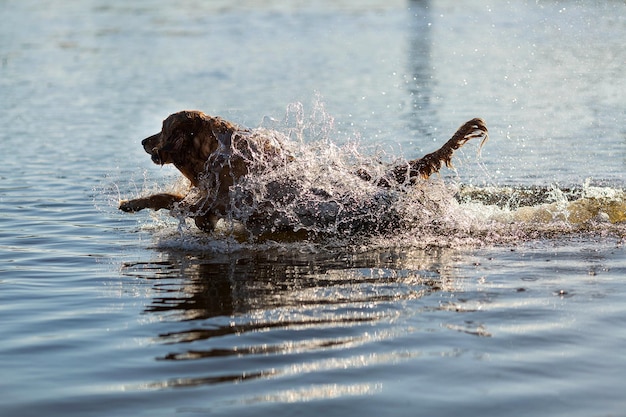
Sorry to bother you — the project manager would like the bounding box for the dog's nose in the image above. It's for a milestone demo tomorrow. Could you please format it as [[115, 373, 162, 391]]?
[[142, 132, 160, 149]]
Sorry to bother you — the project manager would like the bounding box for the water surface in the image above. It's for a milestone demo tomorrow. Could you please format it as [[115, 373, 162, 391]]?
[[1, 1, 625, 416]]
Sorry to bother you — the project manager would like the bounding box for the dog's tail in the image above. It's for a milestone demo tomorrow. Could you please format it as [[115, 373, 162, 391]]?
[[391, 118, 488, 184]]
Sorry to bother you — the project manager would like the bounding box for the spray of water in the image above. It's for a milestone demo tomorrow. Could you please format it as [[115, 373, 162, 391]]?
[[105, 101, 626, 251]]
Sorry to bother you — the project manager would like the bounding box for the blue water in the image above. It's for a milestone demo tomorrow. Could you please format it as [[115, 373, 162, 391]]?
[[1, 1, 626, 416]]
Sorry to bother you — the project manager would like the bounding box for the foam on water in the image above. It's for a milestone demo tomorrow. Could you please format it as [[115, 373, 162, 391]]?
[[108, 102, 626, 252]]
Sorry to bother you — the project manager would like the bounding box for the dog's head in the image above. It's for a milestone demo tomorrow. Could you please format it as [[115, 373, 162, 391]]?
[[142, 110, 209, 165], [142, 110, 240, 184]]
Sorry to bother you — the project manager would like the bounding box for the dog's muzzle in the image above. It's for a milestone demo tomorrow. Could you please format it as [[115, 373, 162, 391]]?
[[142, 133, 163, 165]]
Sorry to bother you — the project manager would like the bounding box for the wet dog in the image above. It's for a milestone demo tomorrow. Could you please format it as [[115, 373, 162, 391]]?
[[119, 110, 488, 238]]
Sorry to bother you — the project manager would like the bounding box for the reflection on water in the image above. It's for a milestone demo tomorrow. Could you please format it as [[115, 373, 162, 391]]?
[[123, 246, 460, 320], [404, 0, 436, 139], [121, 246, 467, 391], [111, 237, 626, 414], [238, 382, 383, 405]]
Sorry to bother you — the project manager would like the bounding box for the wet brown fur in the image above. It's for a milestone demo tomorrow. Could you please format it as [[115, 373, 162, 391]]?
[[119, 110, 488, 233], [355, 118, 488, 186]]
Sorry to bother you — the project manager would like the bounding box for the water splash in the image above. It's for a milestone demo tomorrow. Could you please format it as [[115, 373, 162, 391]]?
[[112, 102, 626, 251]]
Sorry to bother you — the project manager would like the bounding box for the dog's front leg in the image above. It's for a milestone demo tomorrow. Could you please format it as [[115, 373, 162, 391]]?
[[119, 193, 184, 212], [180, 194, 222, 232], [192, 214, 221, 232]]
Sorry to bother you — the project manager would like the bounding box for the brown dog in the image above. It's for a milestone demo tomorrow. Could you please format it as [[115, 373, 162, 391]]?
[[119, 110, 487, 236]]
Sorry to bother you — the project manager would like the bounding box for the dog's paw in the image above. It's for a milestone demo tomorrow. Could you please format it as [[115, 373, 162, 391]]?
[[119, 199, 144, 212]]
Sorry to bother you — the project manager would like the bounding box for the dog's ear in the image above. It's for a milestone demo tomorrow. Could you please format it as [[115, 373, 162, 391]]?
[[159, 111, 201, 153], [162, 121, 198, 153], [162, 132, 186, 153]]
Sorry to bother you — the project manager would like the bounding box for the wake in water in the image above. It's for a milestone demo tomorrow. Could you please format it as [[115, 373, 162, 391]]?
[[112, 101, 626, 250]]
